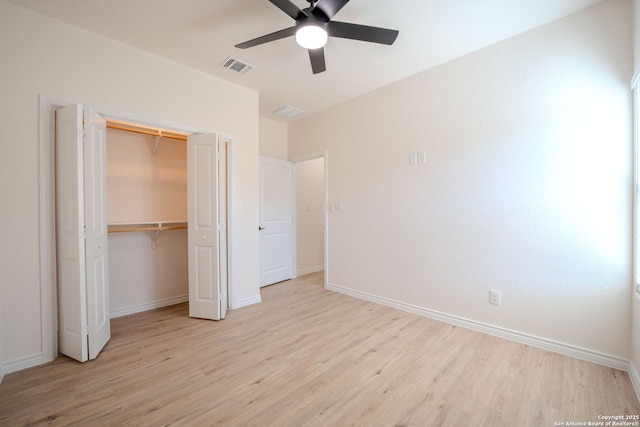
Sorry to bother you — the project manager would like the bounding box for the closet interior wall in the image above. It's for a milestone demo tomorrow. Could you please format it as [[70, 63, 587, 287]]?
[[106, 127, 188, 318]]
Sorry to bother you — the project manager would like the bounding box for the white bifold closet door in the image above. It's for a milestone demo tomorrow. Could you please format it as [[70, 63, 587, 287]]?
[[56, 104, 110, 362], [56, 106, 229, 363], [187, 133, 228, 321]]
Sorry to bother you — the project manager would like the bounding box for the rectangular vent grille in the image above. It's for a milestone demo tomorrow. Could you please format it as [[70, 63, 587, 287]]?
[[221, 57, 252, 74], [274, 105, 306, 118]]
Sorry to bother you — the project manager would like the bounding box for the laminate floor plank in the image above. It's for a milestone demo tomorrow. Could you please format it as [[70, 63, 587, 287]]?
[[1, 272, 638, 426]]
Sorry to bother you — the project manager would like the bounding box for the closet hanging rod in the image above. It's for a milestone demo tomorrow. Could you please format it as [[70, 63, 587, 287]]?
[[105, 119, 188, 141]]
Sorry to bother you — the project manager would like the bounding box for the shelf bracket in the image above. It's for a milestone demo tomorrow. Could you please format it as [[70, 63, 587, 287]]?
[[148, 226, 161, 249], [151, 132, 162, 162]]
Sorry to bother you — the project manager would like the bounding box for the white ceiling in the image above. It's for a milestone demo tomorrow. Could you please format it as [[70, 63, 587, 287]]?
[[8, 0, 605, 122]]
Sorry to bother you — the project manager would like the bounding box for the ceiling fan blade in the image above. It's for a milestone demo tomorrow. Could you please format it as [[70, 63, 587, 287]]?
[[235, 26, 296, 49], [328, 21, 399, 45], [308, 48, 326, 74], [314, 0, 350, 20], [268, 0, 308, 20]]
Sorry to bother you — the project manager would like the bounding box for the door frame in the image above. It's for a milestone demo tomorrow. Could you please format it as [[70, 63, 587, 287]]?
[[291, 151, 329, 287], [37, 96, 237, 363]]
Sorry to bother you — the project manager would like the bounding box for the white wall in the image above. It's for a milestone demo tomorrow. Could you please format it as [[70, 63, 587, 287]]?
[[106, 129, 187, 224], [290, 0, 633, 361], [294, 158, 325, 275], [636, 0, 640, 74], [259, 116, 288, 160], [108, 231, 188, 317], [0, 0, 260, 372], [632, 0, 640, 400]]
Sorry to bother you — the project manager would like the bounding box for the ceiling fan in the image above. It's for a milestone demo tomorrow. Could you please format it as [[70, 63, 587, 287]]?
[[235, 0, 399, 74]]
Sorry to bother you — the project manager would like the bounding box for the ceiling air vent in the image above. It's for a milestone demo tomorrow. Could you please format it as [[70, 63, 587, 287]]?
[[274, 105, 306, 118], [221, 56, 252, 74]]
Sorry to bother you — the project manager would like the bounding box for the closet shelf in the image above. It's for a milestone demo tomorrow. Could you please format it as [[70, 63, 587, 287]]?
[[107, 222, 188, 234], [108, 222, 188, 249], [105, 120, 188, 141]]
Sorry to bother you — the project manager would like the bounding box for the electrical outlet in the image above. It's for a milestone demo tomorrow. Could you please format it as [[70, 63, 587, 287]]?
[[490, 290, 501, 306]]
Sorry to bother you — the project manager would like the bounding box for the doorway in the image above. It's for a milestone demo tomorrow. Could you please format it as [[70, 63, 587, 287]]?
[[293, 153, 328, 284]]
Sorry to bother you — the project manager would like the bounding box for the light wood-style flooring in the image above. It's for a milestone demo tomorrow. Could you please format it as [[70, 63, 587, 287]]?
[[1, 272, 639, 426]]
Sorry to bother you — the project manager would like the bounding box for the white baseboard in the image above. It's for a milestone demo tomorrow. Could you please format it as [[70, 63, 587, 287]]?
[[326, 282, 630, 372], [233, 294, 262, 309], [110, 295, 189, 319], [630, 362, 640, 404], [1, 353, 47, 379], [297, 265, 325, 276], [111, 292, 265, 317]]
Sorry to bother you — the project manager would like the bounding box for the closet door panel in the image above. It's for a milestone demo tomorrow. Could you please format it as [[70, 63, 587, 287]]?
[[84, 106, 111, 360], [55, 104, 88, 363], [187, 133, 222, 320], [217, 138, 229, 319], [196, 246, 215, 300]]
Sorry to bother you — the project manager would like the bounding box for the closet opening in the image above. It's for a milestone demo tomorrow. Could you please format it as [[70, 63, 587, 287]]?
[[44, 100, 233, 363], [104, 119, 192, 319], [103, 118, 232, 324]]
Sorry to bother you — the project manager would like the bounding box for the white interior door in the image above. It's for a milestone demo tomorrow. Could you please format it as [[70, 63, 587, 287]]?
[[55, 104, 110, 362], [84, 107, 110, 359], [187, 133, 226, 320], [259, 156, 293, 287], [56, 104, 88, 362]]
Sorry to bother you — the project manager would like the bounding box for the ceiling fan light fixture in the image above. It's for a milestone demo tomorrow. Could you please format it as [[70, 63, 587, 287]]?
[[295, 24, 328, 49]]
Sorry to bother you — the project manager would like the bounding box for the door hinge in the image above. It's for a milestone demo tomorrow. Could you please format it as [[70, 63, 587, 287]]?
[[82, 323, 89, 336], [80, 131, 86, 141]]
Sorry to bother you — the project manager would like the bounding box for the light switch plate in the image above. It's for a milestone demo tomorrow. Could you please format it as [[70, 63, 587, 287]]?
[[490, 290, 501, 306], [417, 151, 426, 164]]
